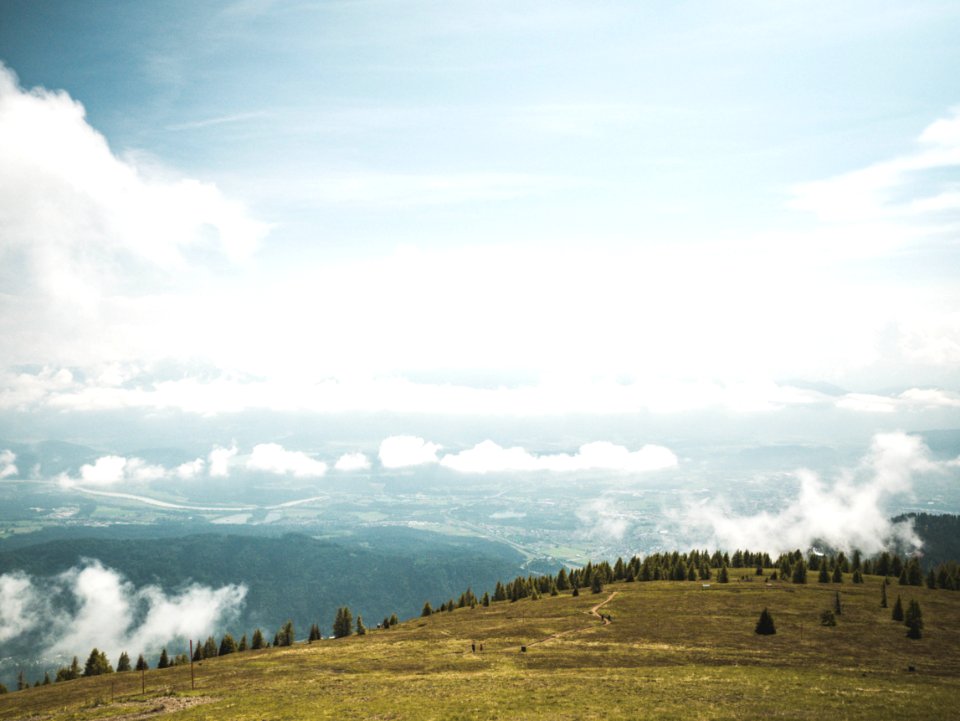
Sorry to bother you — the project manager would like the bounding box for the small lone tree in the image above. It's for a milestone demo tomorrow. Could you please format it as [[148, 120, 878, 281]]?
[[421, 601, 433, 617], [135, 654, 148, 671], [905, 600, 923, 639], [755, 608, 776, 635], [356, 615, 367, 635], [158, 648, 170, 669], [892, 595, 904, 622], [820, 609, 836, 626], [389, 613, 398, 627], [238, 634, 248, 651], [251, 628, 265, 650]]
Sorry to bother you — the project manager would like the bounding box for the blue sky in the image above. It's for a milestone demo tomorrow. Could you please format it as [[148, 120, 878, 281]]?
[[1, 0, 959, 439]]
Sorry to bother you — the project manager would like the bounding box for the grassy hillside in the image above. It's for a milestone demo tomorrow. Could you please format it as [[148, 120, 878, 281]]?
[[3, 573, 958, 720]]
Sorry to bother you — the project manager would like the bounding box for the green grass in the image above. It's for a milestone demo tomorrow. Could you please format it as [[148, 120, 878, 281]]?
[[3, 574, 958, 720]]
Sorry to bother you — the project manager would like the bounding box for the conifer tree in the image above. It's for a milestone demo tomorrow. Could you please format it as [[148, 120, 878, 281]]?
[[158, 648, 170, 669], [755, 608, 776, 635], [0, 683, 6, 694], [334, 607, 354, 638], [389, 613, 399, 626], [203, 636, 218, 658], [482, 592, 490, 607], [83, 648, 113, 677], [892, 595, 904, 622], [852, 569, 863, 584], [832, 565, 843, 583], [718, 565, 729, 583], [356, 615, 366, 635], [220, 634, 238, 655], [42, 672, 51, 685], [591, 574, 603, 594], [421, 601, 433, 617], [834, 591, 842, 615], [905, 600, 923, 639], [572, 584, 580, 597], [926, 569, 937, 589], [818, 564, 830, 583], [309, 623, 321, 642], [135, 654, 148, 671], [192, 642, 203, 661], [278, 620, 295, 647], [251, 628, 265, 650], [117, 652, 131, 672], [238, 634, 248, 651], [556, 568, 570, 590], [792, 558, 808, 584]]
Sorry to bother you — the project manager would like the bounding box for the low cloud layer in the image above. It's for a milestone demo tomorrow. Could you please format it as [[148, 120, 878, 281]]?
[[677, 432, 957, 555], [440, 440, 678, 474], [334, 452, 371, 472], [0, 561, 246, 663], [247, 443, 327, 478], [378, 436, 442, 469]]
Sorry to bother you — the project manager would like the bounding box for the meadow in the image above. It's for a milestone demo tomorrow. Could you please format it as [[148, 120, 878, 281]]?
[[3, 573, 958, 720]]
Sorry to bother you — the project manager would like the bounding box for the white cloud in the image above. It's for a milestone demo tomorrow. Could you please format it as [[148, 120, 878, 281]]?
[[675, 432, 954, 555], [439, 440, 678, 474], [58, 454, 168, 488], [0, 572, 42, 643], [175, 458, 206, 480], [247, 443, 327, 478], [576, 497, 630, 541], [334, 452, 371, 471], [378, 435, 442, 468], [208, 445, 238, 477], [0, 450, 17, 479], [837, 387, 960, 413], [47, 561, 245, 661]]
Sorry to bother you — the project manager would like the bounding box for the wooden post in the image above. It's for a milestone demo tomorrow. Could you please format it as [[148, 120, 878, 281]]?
[[189, 640, 195, 690]]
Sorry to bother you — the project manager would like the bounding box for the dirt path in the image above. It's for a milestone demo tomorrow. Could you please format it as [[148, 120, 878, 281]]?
[[523, 591, 619, 648], [92, 695, 216, 721]]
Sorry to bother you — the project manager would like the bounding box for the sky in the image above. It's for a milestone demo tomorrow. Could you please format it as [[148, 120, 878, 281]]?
[[1, 0, 959, 454]]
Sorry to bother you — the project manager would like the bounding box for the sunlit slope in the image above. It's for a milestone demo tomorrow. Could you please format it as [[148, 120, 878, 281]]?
[[4, 575, 959, 721]]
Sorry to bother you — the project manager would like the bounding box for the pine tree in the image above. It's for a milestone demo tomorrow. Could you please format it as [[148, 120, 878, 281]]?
[[905, 600, 923, 639], [192, 642, 204, 661], [158, 648, 170, 669], [0, 683, 6, 694], [482, 592, 490, 607], [203, 636, 218, 658], [832, 565, 843, 583], [892, 595, 904, 621], [792, 558, 808, 584], [926, 569, 937, 589], [852, 569, 863, 584], [83, 648, 113, 677], [135, 654, 148, 671], [755, 608, 776, 635], [881, 582, 888, 608], [238, 634, 248, 651], [42, 672, 51, 685], [116, 652, 131, 672], [572, 584, 580, 597], [818, 564, 830, 583], [278, 620, 294, 647], [389, 613, 399, 626], [591, 574, 603, 594], [219, 634, 238, 655], [421, 601, 433, 617], [251, 628, 265, 650], [356, 615, 367, 635], [556, 568, 570, 590], [334, 606, 354, 638], [718, 565, 729, 583], [834, 591, 842, 615], [309, 623, 321, 642]]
